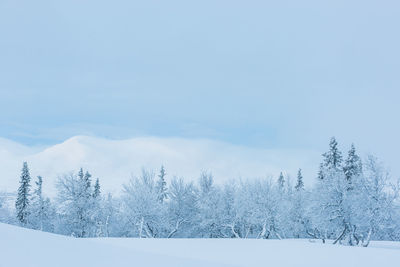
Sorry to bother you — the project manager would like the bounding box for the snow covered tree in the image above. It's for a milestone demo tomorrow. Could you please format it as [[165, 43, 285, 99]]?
[[121, 169, 165, 237], [30, 176, 44, 230], [323, 137, 343, 170], [343, 144, 362, 184], [225, 181, 254, 238], [356, 155, 400, 245], [0, 192, 14, 224], [91, 178, 104, 236], [199, 171, 213, 194], [319, 137, 343, 180], [311, 166, 363, 245], [83, 170, 92, 196], [89, 192, 119, 238], [196, 172, 225, 237], [317, 163, 324, 180], [295, 169, 304, 191], [56, 169, 97, 237], [93, 178, 101, 198], [15, 162, 31, 225], [290, 179, 309, 238], [30, 176, 55, 232], [7, 138, 400, 243], [196, 172, 247, 238], [78, 167, 84, 180], [311, 138, 350, 243], [155, 165, 168, 203], [102, 193, 116, 237], [277, 172, 285, 191], [35, 176, 43, 198], [0, 194, 6, 223], [237, 178, 283, 239], [166, 177, 198, 237], [219, 183, 241, 238]]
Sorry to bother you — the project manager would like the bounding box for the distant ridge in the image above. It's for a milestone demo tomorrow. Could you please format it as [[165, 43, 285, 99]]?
[[0, 136, 319, 196]]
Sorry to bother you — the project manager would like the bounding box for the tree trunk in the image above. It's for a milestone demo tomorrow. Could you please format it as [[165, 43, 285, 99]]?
[[230, 223, 240, 238], [362, 228, 372, 247], [333, 226, 347, 245], [138, 217, 144, 238], [257, 221, 268, 239], [167, 220, 182, 238], [145, 223, 155, 238]]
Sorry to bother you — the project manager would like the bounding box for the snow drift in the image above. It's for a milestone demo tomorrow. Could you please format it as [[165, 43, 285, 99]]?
[[0, 223, 230, 267], [1, 223, 400, 267]]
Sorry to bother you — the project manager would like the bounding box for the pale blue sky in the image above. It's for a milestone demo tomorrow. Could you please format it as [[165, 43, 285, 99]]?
[[0, 0, 399, 173]]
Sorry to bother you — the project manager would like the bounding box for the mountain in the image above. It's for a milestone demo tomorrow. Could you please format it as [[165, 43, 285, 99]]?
[[0, 136, 319, 196]]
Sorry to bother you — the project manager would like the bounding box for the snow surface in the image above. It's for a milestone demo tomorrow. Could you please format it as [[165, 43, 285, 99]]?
[[0, 135, 319, 196], [0, 223, 231, 267], [1, 223, 400, 267]]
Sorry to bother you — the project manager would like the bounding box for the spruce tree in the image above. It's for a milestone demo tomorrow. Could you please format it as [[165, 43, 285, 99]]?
[[78, 167, 84, 180], [343, 144, 362, 182], [322, 137, 343, 170], [277, 172, 285, 190], [31, 176, 44, 230], [318, 137, 343, 180], [92, 178, 102, 236], [15, 162, 31, 225], [35, 176, 43, 198], [93, 178, 101, 198], [83, 171, 92, 194], [81, 170, 93, 236], [317, 163, 325, 180], [156, 165, 168, 203], [295, 169, 304, 191]]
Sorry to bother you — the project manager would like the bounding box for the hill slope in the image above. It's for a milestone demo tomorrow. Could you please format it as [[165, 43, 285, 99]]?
[[0, 223, 231, 267], [1, 223, 400, 267]]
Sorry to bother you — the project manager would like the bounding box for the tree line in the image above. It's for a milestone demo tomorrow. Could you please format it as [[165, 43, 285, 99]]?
[[1, 137, 399, 246]]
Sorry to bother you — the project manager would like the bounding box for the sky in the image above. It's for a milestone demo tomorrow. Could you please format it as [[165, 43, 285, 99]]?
[[0, 1, 399, 176]]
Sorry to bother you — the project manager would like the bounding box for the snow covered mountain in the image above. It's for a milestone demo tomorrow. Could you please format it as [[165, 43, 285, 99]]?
[[0, 136, 319, 196]]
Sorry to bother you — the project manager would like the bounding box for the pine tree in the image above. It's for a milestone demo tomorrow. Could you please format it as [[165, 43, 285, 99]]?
[[32, 176, 43, 230], [30, 176, 54, 231], [92, 178, 102, 236], [83, 171, 92, 194], [78, 167, 84, 180], [277, 172, 285, 190], [318, 137, 343, 181], [35, 176, 43, 198], [93, 178, 101, 198], [156, 165, 168, 203], [322, 137, 343, 170], [317, 163, 325, 180], [295, 169, 304, 191], [343, 144, 362, 182], [291, 169, 307, 237], [81, 170, 93, 236], [15, 162, 31, 225]]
